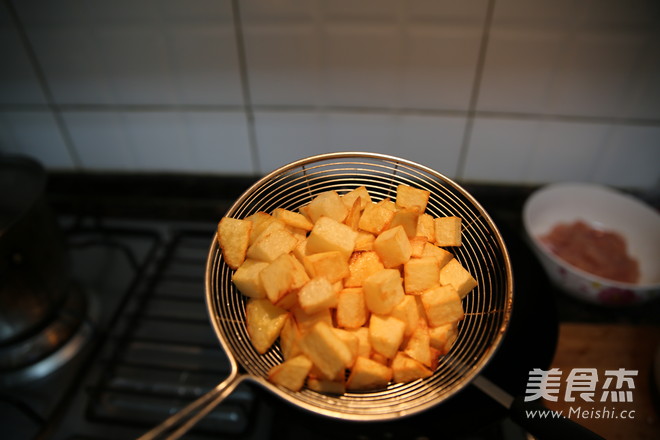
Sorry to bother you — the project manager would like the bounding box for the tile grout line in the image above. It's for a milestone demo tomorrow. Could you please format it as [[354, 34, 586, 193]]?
[[4, 0, 83, 170], [231, 0, 261, 175], [2, 103, 658, 128], [455, 0, 497, 182]]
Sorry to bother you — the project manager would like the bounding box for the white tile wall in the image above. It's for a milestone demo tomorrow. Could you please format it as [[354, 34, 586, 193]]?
[[243, 0, 487, 110], [0, 8, 46, 105], [63, 111, 253, 173], [0, 111, 74, 168], [16, 0, 243, 106], [0, 0, 658, 190], [253, 111, 465, 176]]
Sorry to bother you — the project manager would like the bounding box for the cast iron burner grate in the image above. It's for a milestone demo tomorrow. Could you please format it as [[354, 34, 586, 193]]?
[[46, 230, 272, 440]]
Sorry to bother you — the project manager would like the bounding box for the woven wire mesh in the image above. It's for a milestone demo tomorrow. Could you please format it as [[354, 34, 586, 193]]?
[[206, 153, 513, 420]]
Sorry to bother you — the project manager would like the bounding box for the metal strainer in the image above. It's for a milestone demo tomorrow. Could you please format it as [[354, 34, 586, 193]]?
[[140, 152, 513, 439]]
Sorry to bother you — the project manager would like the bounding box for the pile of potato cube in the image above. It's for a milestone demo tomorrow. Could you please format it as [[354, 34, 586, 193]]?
[[217, 183, 477, 393]]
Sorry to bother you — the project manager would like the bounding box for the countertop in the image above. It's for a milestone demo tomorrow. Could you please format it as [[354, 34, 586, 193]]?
[[548, 323, 659, 440], [44, 172, 660, 439]]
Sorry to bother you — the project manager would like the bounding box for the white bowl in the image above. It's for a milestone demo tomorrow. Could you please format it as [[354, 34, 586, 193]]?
[[523, 182, 660, 306]]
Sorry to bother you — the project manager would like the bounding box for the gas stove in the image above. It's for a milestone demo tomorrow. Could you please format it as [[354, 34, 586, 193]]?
[[1, 218, 275, 439], [6, 175, 652, 440]]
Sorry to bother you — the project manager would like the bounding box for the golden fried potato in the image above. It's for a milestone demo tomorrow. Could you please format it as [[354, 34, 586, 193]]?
[[358, 202, 395, 235], [231, 259, 268, 299], [268, 354, 312, 391], [345, 250, 385, 288], [395, 184, 430, 213], [363, 268, 405, 315], [297, 277, 338, 314], [245, 299, 289, 354], [336, 287, 368, 329], [217, 217, 252, 269], [373, 225, 412, 268], [369, 314, 406, 359], [434, 216, 462, 247], [439, 258, 478, 299], [306, 216, 358, 259], [420, 285, 464, 327], [391, 352, 432, 384], [346, 356, 392, 391], [303, 251, 350, 284], [301, 321, 353, 380], [404, 256, 440, 294], [306, 190, 348, 223]]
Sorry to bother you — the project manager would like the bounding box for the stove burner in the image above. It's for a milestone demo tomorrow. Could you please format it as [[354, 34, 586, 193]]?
[[0, 283, 93, 387]]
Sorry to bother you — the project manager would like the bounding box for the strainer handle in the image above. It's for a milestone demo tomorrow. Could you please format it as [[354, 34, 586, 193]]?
[[137, 372, 244, 440]]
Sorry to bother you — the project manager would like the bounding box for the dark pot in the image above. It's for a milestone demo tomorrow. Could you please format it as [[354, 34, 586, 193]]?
[[0, 154, 72, 372]]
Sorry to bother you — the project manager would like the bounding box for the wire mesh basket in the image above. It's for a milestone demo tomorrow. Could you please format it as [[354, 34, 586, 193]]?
[[205, 152, 513, 420]]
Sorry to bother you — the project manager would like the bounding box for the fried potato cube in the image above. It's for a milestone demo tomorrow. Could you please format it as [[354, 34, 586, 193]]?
[[343, 197, 362, 230], [306, 216, 358, 259], [358, 202, 395, 235], [388, 208, 419, 238], [250, 217, 288, 249], [363, 268, 405, 315], [347, 327, 371, 358], [354, 231, 376, 251], [377, 198, 397, 212], [245, 298, 289, 354], [247, 228, 298, 262], [333, 327, 359, 368], [434, 216, 462, 247], [274, 289, 299, 310], [390, 295, 420, 337], [260, 253, 295, 303], [292, 238, 308, 262], [292, 306, 333, 333], [439, 258, 478, 299], [301, 321, 353, 380], [336, 287, 368, 329], [404, 325, 433, 368], [232, 259, 268, 299], [307, 377, 346, 395], [346, 356, 392, 391], [297, 277, 338, 314], [286, 225, 307, 243], [373, 225, 412, 268], [308, 363, 345, 382], [420, 285, 464, 327], [345, 250, 385, 288], [409, 236, 428, 258], [422, 242, 454, 269], [396, 184, 430, 213], [404, 256, 440, 294], [268, 354, 313, 392], [217, 217, 252, 269], [416, 213, 436, 242], [306, 190, 348, 223], [245, 212, 275, 245], [342, 186, 371, 210], [369, 314, 406, 359], [303, 251, 350, 284], [288, 254, 310, 290], [391, 352, 433, 384], [370, 353, 389, 366], [280, 316, 302, 360], [429, 322, 459, 355], [272, 207, 314, 231]]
